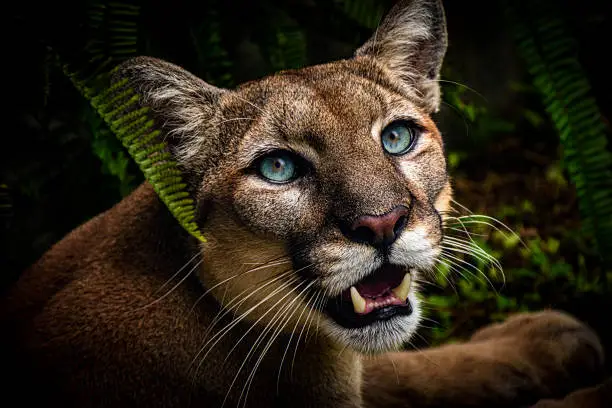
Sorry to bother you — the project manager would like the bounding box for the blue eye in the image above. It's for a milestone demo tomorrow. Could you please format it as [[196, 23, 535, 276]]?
[[258, 154, 297, 183], [381, 121, 416, 155]]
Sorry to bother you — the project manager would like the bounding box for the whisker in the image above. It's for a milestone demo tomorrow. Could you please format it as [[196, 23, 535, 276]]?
[[189, 258, 292, 313], [336, 342, 351, 359], [441, 100, 471, 139], [310, 287, 329, 341], [196, 261, 296, 339], [239, 282, 312, 408], [197, 270, 294, 348], [439, 249, 486, 279], [189, 272, 297, 373], [211, 117, 255, 127], [432, 262, 459, 295], [229, 297, 296, 408], [450, 199, 473, 215], [436, 79, 488, 102], [155, 251, 201, 294], [387, 353, 400, 385], [443, 234, 503, 263], [220, 278, 311, 408], [304, 288, 326, 343], [226, 93, 265, 114], [440, 238, 503, 276], [418, 315, 440, 326], [445, 226, 489, 238], [223, 278, 311, 365], [193, 262, 314, 378], [439, 251, 498, 293], [137, 258, 203, 311], [455, 214, 522, 240], [191, 275, 300, 397], [276, 281, 318, 393], [441, 237, 502, 271], [414, 275, 446, 290], [290, 289, 323, 378]]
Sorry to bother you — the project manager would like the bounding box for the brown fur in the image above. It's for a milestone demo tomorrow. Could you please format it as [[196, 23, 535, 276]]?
[[0, 1, 607, 407], [529, 378, 612, 408]]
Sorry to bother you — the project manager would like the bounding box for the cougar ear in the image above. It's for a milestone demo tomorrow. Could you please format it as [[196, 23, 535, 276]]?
[[112, 56, 226, 173], [355, 0, 447, 113]]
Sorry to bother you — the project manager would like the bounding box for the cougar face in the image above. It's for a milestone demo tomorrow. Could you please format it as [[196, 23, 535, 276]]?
[[117, 0, 449, 353]]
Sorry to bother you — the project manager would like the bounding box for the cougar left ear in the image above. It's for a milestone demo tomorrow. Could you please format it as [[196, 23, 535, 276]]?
[[355, 0, 447, 113], [112, 57, 227, 173], [103, 57, 228, 241]]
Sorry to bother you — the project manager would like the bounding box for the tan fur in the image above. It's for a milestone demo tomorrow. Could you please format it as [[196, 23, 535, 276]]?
[[0, 1, 606, 407]]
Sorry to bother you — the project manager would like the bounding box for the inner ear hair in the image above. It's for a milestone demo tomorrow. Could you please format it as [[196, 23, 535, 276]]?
[[355, 0, 447, 113]]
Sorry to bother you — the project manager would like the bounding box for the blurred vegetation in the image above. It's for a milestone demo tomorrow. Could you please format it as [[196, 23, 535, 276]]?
[[2, 0, 611, 363]]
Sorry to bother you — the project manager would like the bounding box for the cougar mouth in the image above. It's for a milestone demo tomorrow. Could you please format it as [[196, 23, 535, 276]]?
[[325, 264, 413, 329]]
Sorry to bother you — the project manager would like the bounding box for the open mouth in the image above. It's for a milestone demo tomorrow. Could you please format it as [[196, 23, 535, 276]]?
[[325, 264, 413, 329]]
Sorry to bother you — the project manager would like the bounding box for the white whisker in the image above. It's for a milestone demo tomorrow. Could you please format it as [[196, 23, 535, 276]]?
[[220, 278, 312, 408], [155, 251, 201, 294], [137, 258, 203, 310]]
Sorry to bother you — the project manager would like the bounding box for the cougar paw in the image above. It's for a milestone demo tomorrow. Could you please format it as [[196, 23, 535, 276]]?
[[529, 377, 612, 408], [472, 310, 605, 396], [471, 310, 597, 344]]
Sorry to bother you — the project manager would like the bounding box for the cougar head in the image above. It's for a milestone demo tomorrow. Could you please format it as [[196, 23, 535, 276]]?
[[116, 0, 449, 354]]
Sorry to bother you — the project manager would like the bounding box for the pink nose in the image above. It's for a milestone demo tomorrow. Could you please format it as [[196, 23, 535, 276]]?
[[349, 206, 410, 247]]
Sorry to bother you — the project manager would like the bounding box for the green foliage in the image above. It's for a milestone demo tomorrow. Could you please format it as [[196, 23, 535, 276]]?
[[507, 0, 612, 269], [267, 16, 307, 71], [425, 202, 608, 344], [80, 1, 142, 195], [68, 68, 207, 242], [0, 184, 11, 222], [58, 1, 207, 241], [333, 0, 386, 30], [441, 67, 518, 147], [87, 1, 139, 63], [190, 3, 234, 87], [85, 108, 139, 197]]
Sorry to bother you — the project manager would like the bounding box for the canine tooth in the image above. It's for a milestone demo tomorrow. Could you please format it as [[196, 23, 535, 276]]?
[[392, 273, 412, 301], [350, 287, 366, 314]]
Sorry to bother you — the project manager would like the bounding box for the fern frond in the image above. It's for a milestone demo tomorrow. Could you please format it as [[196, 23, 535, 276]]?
[[56, 0, 206, 242], [87, 2, 139, 62], [64, 67, 206, 242], [270, 25, 307, 71], [507, 0, 612, 269], [334, 0, 386, 30], [264, 10, 307, 71], [190, 4, 234, 87]]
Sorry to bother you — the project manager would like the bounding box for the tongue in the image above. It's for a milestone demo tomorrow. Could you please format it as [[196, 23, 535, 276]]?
[[354, 264, 405, 298]]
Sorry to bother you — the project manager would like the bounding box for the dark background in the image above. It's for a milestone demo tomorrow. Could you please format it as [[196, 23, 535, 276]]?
[[3, 0, 612, 371]]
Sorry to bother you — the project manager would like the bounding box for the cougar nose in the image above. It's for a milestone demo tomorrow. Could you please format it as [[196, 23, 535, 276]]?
[[347, 205, 410, 247]]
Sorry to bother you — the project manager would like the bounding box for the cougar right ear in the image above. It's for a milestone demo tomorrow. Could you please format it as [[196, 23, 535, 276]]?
[[111, 57, 227, 174], [355, 0, 447, 113]]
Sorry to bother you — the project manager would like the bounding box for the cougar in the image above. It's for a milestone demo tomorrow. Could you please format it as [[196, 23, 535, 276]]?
[[1, 0, 606, 407]]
